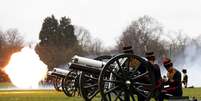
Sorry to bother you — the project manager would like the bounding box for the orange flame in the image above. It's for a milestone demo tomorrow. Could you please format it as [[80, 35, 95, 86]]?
[[3, 47, 48, 89]]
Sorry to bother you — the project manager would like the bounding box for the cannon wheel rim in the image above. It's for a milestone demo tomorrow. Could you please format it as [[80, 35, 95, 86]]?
[[62, 70, 79, 97], [79, 55, 112, 101], [99, 53, 155, 101], [53, 76, 62, 91]]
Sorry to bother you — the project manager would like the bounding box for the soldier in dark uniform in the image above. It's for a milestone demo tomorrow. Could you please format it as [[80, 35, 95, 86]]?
[[161, 58, 183, 99], [123, 46, 146, 101], [145, 52, 162, 101], [182, 69, 188, 88]]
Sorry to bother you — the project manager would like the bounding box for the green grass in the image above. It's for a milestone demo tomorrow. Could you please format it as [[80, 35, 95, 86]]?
[[0, 90, 84, 101], [183, 88, 201, 100], [0, 82, 201, 101], [0, 89, 200, 101]]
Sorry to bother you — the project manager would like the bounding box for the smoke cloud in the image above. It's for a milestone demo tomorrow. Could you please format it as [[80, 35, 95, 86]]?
[[174, 42, 201, 87], [3, 47, 48, 89]]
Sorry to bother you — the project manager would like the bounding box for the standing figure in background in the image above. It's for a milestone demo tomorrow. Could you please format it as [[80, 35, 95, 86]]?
[[145, 52, 162, 101], [182, 69, 188, 88], [161, 58, 183, 99]]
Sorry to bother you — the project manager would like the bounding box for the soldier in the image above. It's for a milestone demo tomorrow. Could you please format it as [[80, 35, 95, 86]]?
[[123, 46, 146, 101], [145, 52, 162, 101], [182, 69, 188, 88], [161, 58, 183, 99]]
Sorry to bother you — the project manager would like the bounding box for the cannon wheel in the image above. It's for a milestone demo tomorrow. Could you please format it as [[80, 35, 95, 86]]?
[[79, 55, 112, 101], [53, 76, 63, 91], [62, 70, 79, 96], [99, 54, 155, 101]]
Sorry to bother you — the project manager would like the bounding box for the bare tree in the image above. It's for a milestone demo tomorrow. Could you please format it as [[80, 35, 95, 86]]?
[[117, 15, 165, 58], [74, 26, 106, 56], [194, 35, 201, 48], [89, 38, 104, 55], [0, 32, 6, 67], [163, 30, 188, 60], [0, 29, 24, 68], [0, 31, 6, 51], [4, 29, 24, 52], [74, 26, 92, 53]]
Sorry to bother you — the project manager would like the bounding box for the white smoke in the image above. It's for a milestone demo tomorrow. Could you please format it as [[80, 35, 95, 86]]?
[[174, 42, 201, 87]]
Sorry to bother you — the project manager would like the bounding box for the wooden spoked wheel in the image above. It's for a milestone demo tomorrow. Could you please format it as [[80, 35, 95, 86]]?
[[53, 76, 63, 91], [62, 70, 80, 96], [79, 55, 112, 101], [99, 54, 155, 101]]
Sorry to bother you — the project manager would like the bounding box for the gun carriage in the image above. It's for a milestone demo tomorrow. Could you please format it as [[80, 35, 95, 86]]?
[[48, 52, 156, 101], [68, 53, 155, 101], [71, 55, 112, 101], [47, 65, 80, 96], [47, 55, 111, 98], [47, 66, 69, 92]]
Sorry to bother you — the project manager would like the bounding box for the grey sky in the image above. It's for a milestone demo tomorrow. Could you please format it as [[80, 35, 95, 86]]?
[[1, 0, 201, 47]]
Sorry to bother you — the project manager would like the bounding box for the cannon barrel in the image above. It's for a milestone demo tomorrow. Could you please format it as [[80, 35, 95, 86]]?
[[69, 63, 102, 74], [72, 55, 106, 68], [48, 68, 70, 78]]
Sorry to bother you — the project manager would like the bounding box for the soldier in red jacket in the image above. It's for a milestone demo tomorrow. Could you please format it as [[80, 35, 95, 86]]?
[[145, 52, 162, 101], [161, 58, 183, 99]]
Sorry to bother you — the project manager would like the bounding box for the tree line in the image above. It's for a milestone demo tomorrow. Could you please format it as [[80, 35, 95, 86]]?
[[116, 15, 201, 64], [0, 14, 201, 78]]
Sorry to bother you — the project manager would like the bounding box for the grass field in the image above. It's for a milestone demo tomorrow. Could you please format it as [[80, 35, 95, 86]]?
[[0, 88, 200, 101], [0, 82, 201, 101], [0, 90, 85, 101]]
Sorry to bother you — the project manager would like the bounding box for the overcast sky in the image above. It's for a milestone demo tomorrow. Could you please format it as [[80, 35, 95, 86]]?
[[1, 0, 201, 47]]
